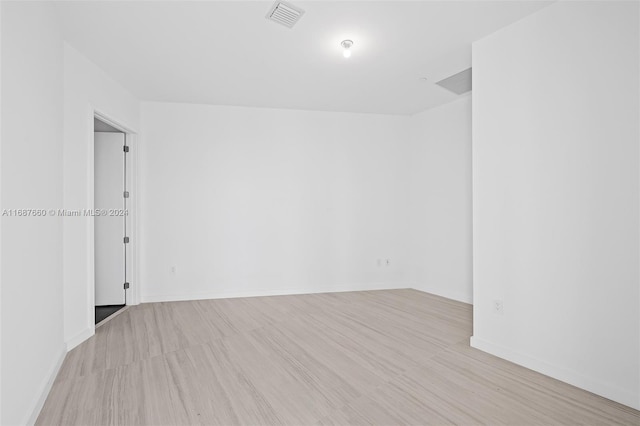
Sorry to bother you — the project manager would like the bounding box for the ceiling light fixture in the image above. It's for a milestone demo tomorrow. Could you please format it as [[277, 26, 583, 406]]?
[[341, 40, 353, 58]]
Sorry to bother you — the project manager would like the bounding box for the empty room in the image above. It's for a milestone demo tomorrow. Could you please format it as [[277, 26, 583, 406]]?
[[1, 0, 639, 425]]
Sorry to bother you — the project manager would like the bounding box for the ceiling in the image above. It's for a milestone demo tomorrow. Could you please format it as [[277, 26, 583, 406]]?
[[54, 1, 551, 115]]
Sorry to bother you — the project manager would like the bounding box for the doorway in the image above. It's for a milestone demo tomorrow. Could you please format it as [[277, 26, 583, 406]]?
[[94, 117, 129, 324]]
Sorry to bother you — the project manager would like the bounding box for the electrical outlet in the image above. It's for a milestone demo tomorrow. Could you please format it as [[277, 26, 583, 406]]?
[[171, 266, 176, 274], [493, 299, 504, 315], [386, 259, 390, 266]]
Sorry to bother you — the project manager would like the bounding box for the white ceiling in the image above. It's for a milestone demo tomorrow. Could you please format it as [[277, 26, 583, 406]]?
[[55, 1, 551, 115]]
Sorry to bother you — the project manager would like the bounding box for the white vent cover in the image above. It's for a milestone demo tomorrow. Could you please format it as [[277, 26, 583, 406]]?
[[436, 68, 472, 95], [266, 1, 305, 29]]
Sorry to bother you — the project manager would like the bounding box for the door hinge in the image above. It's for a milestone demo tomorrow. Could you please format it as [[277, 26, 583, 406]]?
[[124, 236, 130, 244], [124, 282, 130, 290], [123, 145, 130, 153], [123, 191, 130, 198]]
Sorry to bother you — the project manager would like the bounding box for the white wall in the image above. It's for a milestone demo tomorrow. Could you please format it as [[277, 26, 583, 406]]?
[[407, 96, 472, 303], [1, 2, 66, 424], [140, 102, 415, 301], [0, 3, 3, 423], [140, 100, 473, 304], [0, 7, 141, 421], [63, 44, 140, 348], [471, 1, 639, 409]]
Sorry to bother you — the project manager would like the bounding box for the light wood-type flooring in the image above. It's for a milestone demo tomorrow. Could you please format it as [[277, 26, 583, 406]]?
[[36, 289, 640, 425]]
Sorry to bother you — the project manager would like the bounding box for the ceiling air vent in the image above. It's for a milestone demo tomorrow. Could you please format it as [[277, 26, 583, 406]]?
[[266, 1, 305, 29], [436, 68, 472, 95]]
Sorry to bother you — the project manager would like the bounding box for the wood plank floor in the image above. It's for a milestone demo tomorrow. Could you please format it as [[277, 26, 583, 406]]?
[[36, 289, 639, 425]]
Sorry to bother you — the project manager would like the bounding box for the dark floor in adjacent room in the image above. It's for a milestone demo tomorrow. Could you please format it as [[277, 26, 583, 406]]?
[[95, 305, 125, 324]]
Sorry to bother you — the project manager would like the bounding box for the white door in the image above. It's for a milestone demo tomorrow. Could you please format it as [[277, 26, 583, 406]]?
[[95, 132, 126, 306]]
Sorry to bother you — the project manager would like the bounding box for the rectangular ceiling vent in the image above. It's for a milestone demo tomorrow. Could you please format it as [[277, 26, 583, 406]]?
[[266, 1, 305, 29], [436, 68, 472, 95]]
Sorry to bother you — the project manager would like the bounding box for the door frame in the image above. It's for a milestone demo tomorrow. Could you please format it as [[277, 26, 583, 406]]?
[[88, 107, 139, 328]]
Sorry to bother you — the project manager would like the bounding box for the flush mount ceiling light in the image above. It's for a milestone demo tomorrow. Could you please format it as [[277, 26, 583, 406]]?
[[341, 40, 354, 58]]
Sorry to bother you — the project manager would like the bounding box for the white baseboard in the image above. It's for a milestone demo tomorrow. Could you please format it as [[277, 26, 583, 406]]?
[[141, 282, 408, 303], [470, 336, 640, 410], [410, 283, 473, 304], [65, 326, 94, 351], [24, 345, 67, 426]]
